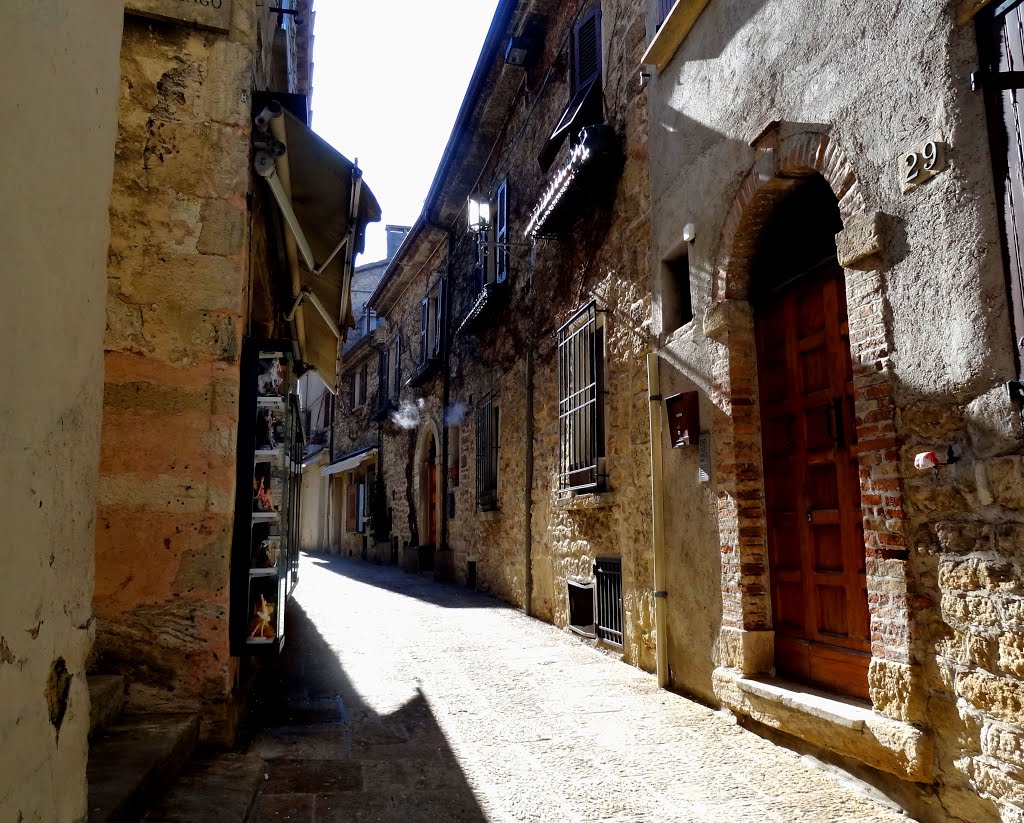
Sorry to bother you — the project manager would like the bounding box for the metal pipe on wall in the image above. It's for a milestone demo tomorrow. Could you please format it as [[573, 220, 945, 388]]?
[[647, 351, 669, 688]]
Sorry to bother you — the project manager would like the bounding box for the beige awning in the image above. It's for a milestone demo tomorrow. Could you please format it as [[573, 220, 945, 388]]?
[[320, 446, 377, 477], [257, 107, 381, 390]]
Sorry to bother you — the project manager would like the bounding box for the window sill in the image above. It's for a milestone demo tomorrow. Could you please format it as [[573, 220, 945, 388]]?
[[477, 508, 501, 521], [712, 667, 933, 782], [641, 0, 713, 71], [555, 491, 615, 511]]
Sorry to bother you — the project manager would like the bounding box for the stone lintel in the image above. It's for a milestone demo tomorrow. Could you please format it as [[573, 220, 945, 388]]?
[[836, 212, 884, 269], [713, 667, 934, 783], [126, 0, 233, 33]]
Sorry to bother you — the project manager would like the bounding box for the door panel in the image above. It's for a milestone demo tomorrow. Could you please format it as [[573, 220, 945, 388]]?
[[756, 263, 870, 701]]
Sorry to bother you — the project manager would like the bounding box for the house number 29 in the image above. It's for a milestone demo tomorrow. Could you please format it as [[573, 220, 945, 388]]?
[[900, 139, 947, 192]]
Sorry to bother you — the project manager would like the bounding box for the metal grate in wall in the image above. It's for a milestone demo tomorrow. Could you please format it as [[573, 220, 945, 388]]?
[[594, 557, 623, 646], [557, 302, 605, 493]]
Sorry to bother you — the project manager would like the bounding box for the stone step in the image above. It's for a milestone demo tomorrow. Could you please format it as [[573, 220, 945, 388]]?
[[87, 675, 126, 737], [141, 752, 267, 822], [87, 713, 199, 823]]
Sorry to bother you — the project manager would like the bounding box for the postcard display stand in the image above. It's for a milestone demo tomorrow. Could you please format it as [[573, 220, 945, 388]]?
[[230, 339, 304, 655]]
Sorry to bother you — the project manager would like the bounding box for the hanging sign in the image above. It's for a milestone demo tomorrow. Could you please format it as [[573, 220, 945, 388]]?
[[125, 0, 233, 33]]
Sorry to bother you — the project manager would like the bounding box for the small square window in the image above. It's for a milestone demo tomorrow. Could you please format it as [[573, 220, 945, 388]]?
[[661, 251, 693, 333]]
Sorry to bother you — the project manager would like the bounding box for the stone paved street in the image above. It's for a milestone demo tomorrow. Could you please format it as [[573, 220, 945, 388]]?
[[248, 553, 908, 822]]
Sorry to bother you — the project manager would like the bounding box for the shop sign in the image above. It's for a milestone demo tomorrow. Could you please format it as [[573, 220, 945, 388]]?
[[125, 0, 232, 33]]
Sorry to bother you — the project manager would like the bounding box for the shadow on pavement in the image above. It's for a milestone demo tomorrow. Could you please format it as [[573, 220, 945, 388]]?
[[306, 551, 513, 612], [245, 597, 487, 822]]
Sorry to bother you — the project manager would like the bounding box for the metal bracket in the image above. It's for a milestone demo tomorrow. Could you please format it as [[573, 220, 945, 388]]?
[[653, 591, 668, 599], [1007, 380, 1024, 404], [286, 287, 342, 342]]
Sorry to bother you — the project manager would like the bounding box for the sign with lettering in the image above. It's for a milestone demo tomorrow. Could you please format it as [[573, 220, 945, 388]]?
[[125, 0, 233, 33]]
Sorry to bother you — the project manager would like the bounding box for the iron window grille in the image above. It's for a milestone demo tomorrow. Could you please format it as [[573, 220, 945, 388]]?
[[557, 301, 607, 493], [594, 557, 623, 646], [475, 393, 499, 511]]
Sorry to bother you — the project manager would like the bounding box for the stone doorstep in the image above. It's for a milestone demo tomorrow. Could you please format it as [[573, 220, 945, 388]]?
[[88, 675, 127, 737], [87, 714, 199, 823], [713, 667, 934, 784], [735, 676, 870, 730], [141, 752, 267, 823]]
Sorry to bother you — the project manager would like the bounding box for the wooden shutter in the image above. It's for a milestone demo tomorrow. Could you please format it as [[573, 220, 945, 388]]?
[[393, 337, 401, 395], [379, 350, 389, 401], [359, 364, 368, 406], [348, 374, 356, 410], [496, 180, 508, 284], [420, 297, 429, 365], [435, 279, 447, 357], [980, 2, 1024, 376], [573, 6, 601, 92], [657, 0, 674, 27], [346, 481, 358, 532]]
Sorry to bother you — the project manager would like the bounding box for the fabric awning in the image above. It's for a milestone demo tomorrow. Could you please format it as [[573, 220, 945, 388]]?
[[258, 107, 381, 390], [320, 446, 377, 477]]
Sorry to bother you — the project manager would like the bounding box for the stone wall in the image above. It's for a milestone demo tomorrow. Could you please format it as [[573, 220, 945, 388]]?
[[360, 0, 656, 670], [1, 3, 123, 821], [647, 1, 1024, 818], [94, 9, 264, 744]]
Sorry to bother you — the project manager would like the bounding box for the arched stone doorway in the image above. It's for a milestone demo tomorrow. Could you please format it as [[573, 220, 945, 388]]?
[[412, 422, 441, 562], [707, 126, 920, 719], [750, 175, 869, 699]]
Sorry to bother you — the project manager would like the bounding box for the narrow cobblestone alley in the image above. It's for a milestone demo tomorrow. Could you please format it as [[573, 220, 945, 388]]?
[[246, 553, 910, 823]]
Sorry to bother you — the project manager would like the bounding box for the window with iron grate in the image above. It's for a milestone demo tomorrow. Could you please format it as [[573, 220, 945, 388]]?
[[475, 394, 499, 511], [557, 302, 606, 493], [595, 557, 623, 646]]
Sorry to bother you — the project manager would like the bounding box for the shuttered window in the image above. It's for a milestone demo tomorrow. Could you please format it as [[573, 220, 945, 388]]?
[[476, 394, 499, 511], [358, 364, 368, 407], [573, 6, 601, 93], [557, 302, 607, 493], [495, 179, 508, 285], [391, 336, 401, 397], [419, 279, 447, 365], [378, 349, 389, 402], [657, 0, 675, 27]]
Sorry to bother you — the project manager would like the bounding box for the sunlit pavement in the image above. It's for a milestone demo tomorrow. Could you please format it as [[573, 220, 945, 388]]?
[[248, 552, 905, 822]]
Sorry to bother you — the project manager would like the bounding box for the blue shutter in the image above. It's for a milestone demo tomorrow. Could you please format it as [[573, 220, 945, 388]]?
[[496, 180, 508, 284]]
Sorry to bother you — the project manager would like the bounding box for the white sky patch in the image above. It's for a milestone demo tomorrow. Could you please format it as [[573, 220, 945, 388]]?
[[311, 1, 500, 265]]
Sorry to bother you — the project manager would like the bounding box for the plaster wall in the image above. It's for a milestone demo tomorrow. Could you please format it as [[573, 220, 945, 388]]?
[[0, 3, 122, 820], [94, 9, 261, 744], [299, 451, 328, 552], [648, 1, 1024, 818]]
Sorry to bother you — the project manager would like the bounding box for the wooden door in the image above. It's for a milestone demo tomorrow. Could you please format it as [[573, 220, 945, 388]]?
[[755, 262, 870, 700], [979, 0, 1024, 375], [426, 454, 438, 548]]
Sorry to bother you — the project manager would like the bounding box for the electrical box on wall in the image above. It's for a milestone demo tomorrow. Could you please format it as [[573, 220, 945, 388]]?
[[665, 391, 699, 448]]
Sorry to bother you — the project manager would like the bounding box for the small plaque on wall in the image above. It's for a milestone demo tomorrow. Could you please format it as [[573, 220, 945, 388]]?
[[125, 0, 233, 33]]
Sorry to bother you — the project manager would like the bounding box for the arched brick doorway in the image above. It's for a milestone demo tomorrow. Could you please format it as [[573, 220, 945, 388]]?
[[708, 125, 920, 718], [750, 175, 869, 699]]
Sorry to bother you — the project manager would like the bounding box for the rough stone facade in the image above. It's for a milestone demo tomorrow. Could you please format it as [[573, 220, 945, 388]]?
[[94, 3, 313, 744], [646, 1, 1024, 820], [2, 4, 123, 820], [332, 0, 656, 672]]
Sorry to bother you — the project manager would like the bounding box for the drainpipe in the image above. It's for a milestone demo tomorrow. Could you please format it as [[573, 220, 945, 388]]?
[[523, 349, 534, 616], [438, 227, 454, 578], [647, 351, 669, 688]]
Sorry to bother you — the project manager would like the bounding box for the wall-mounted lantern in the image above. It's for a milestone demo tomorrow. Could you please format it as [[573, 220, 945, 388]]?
[[468, 195, 491, 233], [665, 391, 699, 448]]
